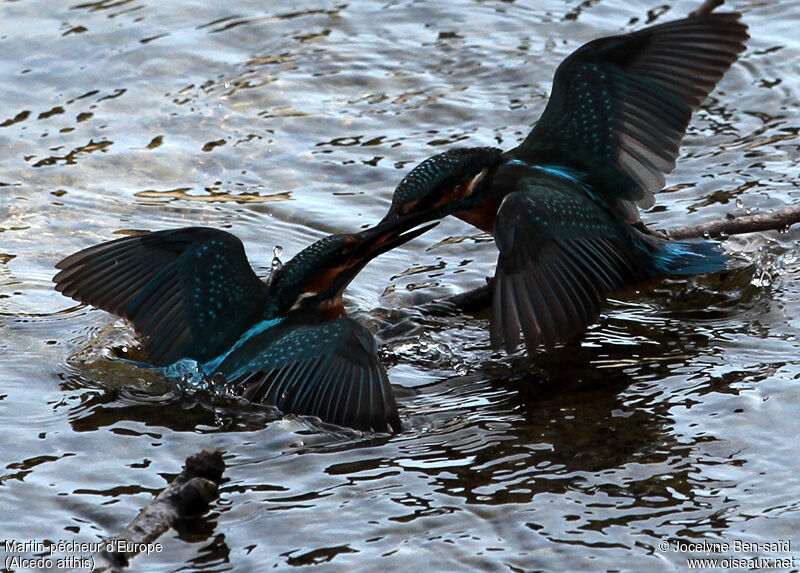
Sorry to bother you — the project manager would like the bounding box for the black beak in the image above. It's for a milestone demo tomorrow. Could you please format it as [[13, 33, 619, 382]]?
[[355, 212, 439, 263]]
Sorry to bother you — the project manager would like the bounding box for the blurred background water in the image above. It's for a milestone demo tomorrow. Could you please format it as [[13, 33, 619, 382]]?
[[1, 0, 799, 571]]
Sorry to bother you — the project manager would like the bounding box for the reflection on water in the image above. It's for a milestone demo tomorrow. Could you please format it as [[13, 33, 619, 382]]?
[[1, 0, 800, 570]]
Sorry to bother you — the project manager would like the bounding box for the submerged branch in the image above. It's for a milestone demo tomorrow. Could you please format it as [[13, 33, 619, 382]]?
[[417, 204, 800, 317], [77, 449, 225, 572]]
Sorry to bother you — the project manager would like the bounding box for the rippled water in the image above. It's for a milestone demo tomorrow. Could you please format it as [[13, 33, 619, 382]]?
[[2, 0, 800, 571]]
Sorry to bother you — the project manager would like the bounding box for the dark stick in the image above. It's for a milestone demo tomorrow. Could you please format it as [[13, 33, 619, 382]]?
[[71, 450, 225, 572], [690, 0, 724, 17], [417, 204, 800, 317], [662, 204, 800, 240]]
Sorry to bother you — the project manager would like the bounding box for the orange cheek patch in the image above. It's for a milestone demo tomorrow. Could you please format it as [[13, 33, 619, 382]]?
[[402, 199, 421, 215], [433, 181, 472, 210], [304, 267, 342, 294], [456, 195, 498, 234], [403, 174, 483, 216], [319, 297, 347, 319]]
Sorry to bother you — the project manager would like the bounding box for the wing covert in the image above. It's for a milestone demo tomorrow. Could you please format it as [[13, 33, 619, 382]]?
[[54, 227, 268, 365], [218, 318, 401, 433], [514, 11, 748, 212], [491, 178, 646, 353]]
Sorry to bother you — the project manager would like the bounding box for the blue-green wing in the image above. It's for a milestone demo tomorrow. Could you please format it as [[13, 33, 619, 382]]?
[[218, 318, 401, 433], [514, 12, 747, 211], [54, 227, 268, 365], [490, 173, 647, 353]]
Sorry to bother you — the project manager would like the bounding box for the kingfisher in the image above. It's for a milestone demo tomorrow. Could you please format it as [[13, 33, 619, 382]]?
[[54, 217, 436, 433], [381, 4, 748, 354]]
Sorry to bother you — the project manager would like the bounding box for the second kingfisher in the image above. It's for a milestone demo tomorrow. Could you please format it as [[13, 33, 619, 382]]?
[[381, 3, 748, 354]]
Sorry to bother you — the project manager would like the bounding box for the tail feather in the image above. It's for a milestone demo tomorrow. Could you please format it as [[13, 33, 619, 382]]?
[[650, 238, 728, 275]]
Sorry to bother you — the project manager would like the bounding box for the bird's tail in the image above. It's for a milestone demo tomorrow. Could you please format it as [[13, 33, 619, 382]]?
[[644, 238, 728, 276]]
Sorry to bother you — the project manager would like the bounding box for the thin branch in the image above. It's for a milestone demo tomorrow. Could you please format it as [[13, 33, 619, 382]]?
[[416, 204, 800, 316], [690, 0, 724, 17], [662, 204, 800, 240], [73, 449, 225, 572]]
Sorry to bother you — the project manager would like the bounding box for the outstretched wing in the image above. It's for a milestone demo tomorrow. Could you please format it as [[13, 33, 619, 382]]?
[[490, 172, 648, 353], [54, 227, 268, 365], [514, 11, 748, 213], [217, 318, 401, 433]]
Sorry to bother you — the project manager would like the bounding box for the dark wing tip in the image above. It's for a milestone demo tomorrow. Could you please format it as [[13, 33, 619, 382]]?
[[53, 227, 266, 366], [241, 364, 402, 433], [492, 242, 612, 355], [233, 320, 402, 433]]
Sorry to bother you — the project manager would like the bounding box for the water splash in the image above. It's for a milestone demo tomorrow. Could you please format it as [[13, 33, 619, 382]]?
[[161, 358, 206, 387], [268, 245, 283, 286], [751, 270, 772, 288], [750, 246, 776, 288]]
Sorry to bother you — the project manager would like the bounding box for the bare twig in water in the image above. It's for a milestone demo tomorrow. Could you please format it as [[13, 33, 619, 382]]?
[[74, 450, 225, 572], [662, 204, 800, 240], [417, 204, 800, 316]]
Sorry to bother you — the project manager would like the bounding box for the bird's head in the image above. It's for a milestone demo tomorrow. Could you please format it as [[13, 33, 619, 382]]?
[[382, 146, 504, 222], [268, 216, 437, 319]]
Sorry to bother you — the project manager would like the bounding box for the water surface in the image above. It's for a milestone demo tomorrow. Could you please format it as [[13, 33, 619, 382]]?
[[1, 0, 800, 571]]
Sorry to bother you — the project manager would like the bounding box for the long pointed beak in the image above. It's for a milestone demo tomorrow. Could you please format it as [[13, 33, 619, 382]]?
[[296, 212, 439, 304], [354, 212, 439, 264]]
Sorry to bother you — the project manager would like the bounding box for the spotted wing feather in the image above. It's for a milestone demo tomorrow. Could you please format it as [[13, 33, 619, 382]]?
[[514, 11, 748, 214], [218, 318, 401, 433], [491, 175, 647, 353], [54, 227, 268, 365]]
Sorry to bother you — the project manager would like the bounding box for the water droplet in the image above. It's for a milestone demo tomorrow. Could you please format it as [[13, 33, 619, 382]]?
[[751, 270, 772, 288], [270, 245, 284, 278]]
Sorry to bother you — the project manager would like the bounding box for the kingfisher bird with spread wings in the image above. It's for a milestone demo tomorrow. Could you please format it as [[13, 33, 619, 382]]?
[[381, 2, 748, 354], [54, 217, 436, 433]]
